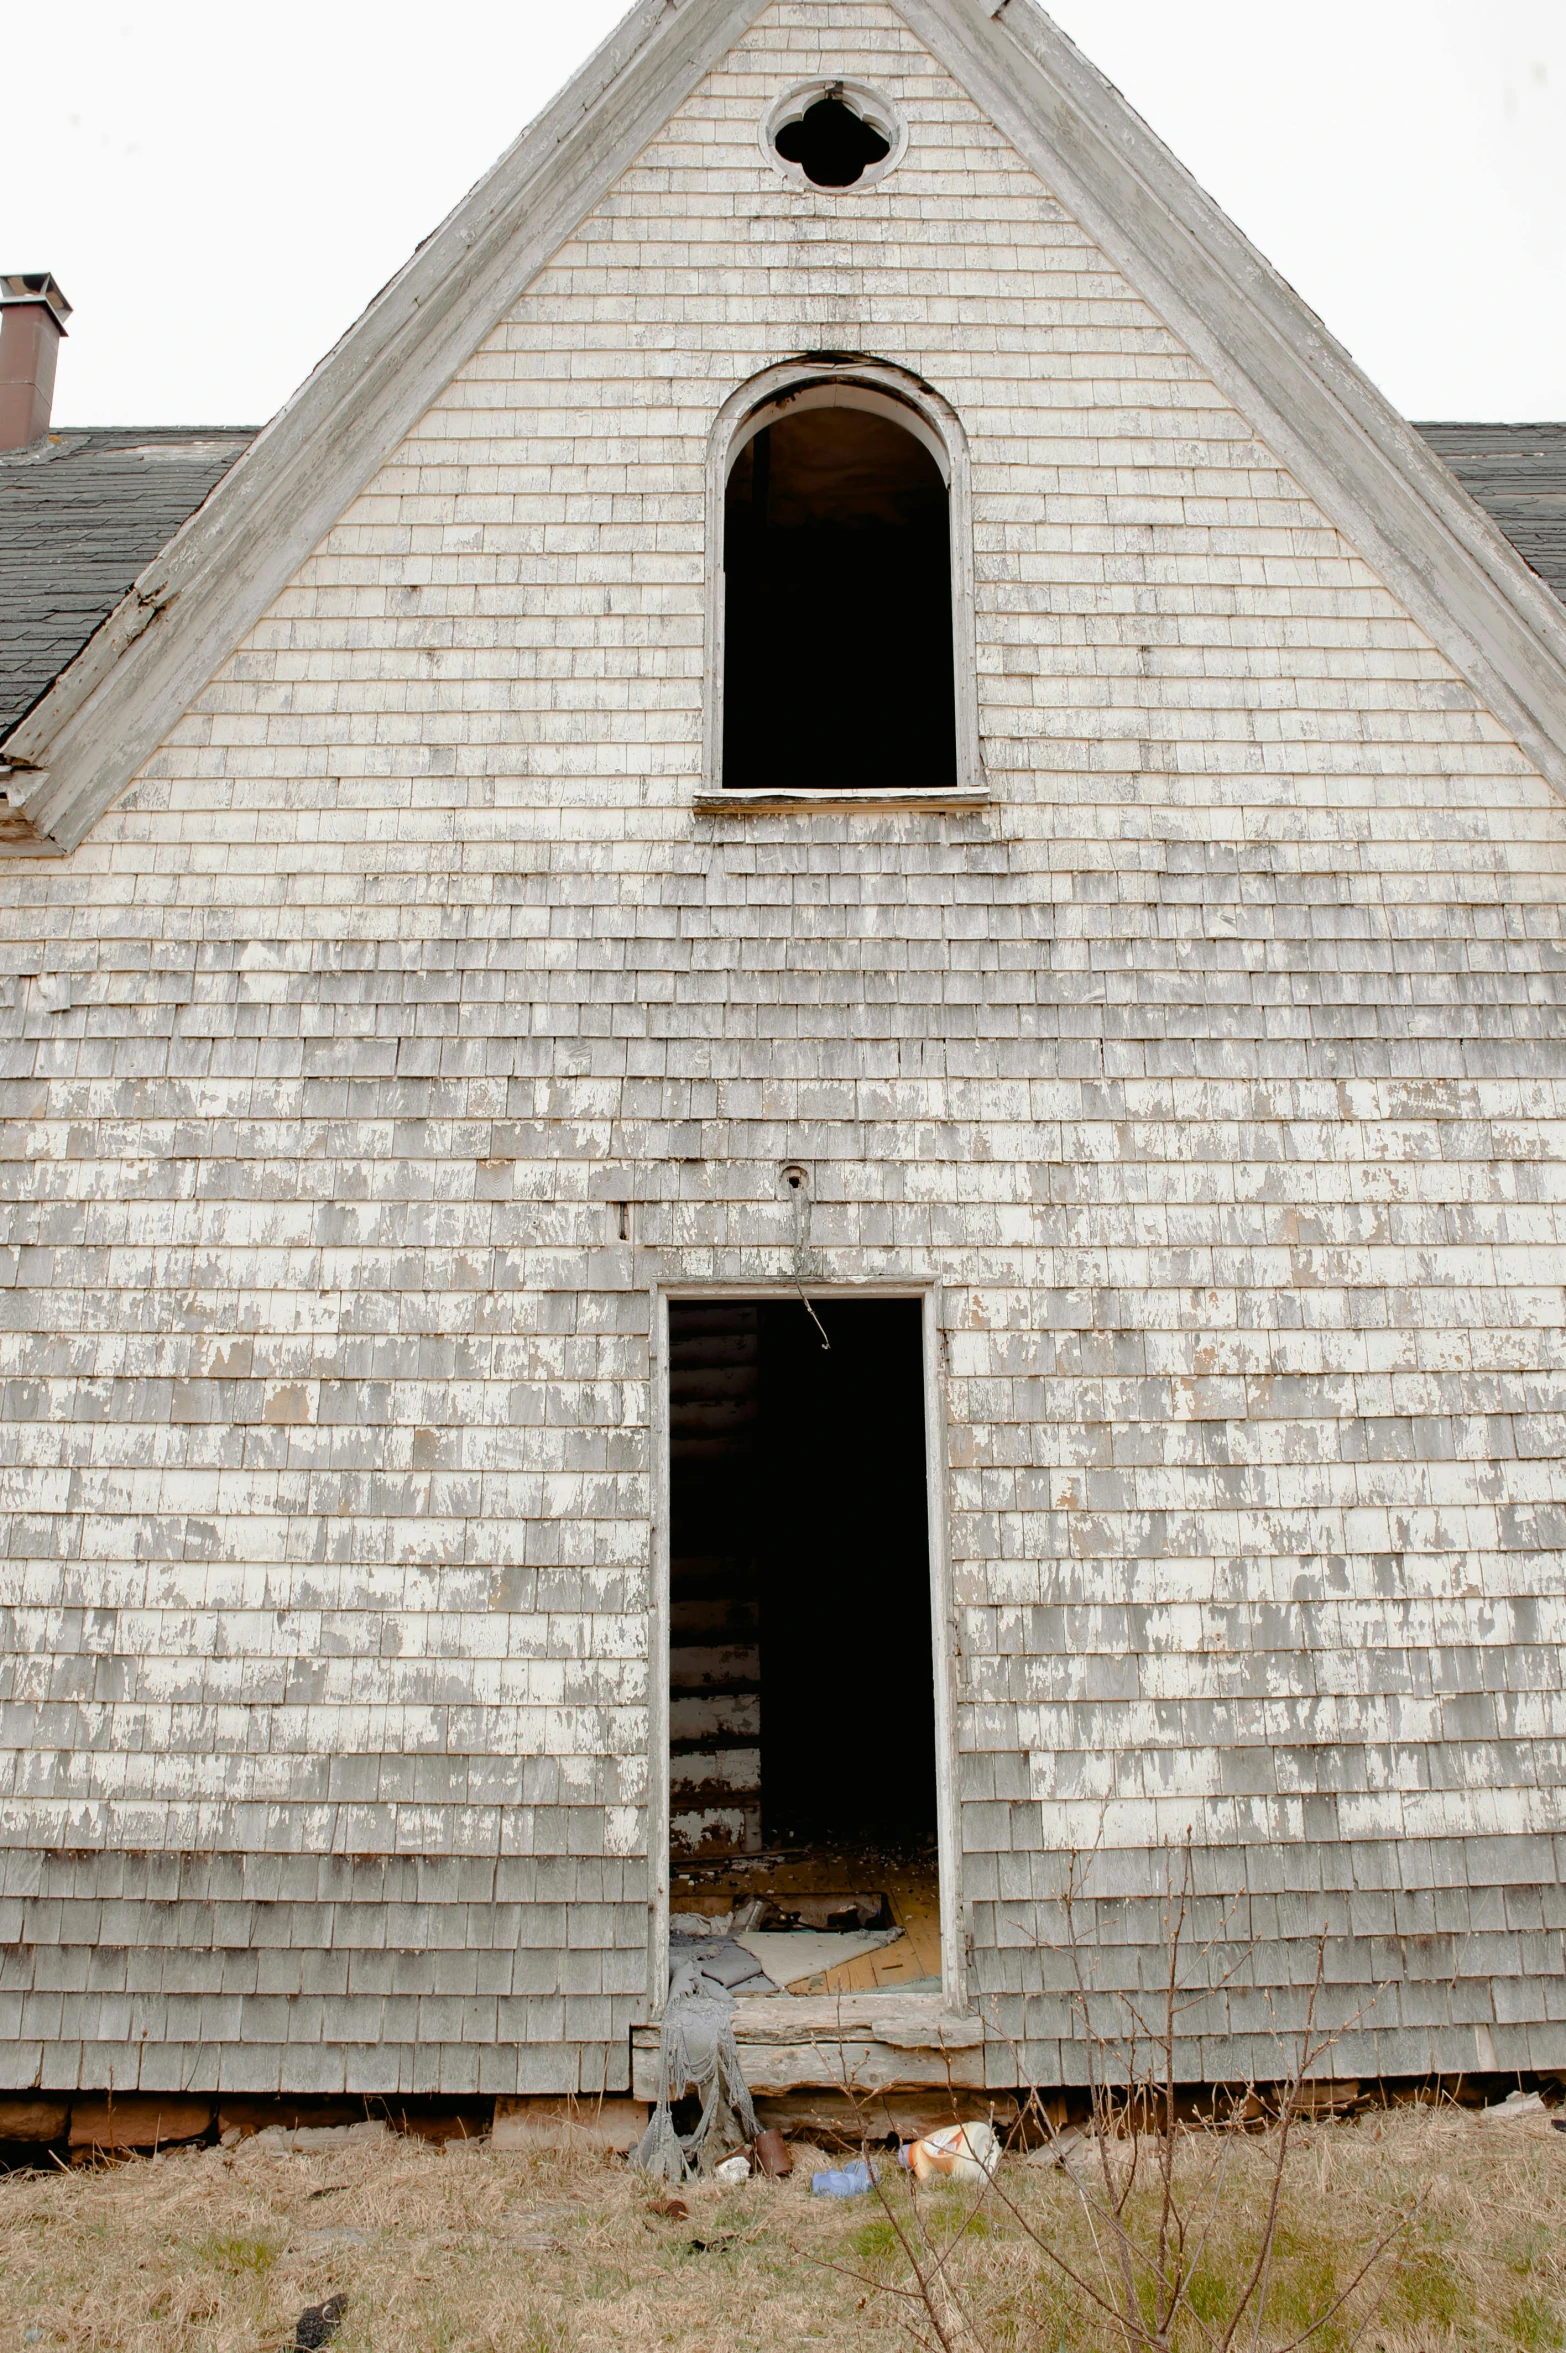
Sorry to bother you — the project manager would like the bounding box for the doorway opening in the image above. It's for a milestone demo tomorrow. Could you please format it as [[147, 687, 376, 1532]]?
[[666, 1295, 942, 1999], [721, 398, 957, 793]]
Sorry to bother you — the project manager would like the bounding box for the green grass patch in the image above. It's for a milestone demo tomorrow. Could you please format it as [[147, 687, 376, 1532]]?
[[1390, 2250, 1462, 2332], [195, 2233, 280, 2276], [1183, 2264, 1231, 2325], [1506, 2296, 1566, 2352], [850, 2215, 902, 2266]]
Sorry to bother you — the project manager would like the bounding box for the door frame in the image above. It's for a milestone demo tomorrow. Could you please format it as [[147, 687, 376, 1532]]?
[[646, 1278, 965, 2013]]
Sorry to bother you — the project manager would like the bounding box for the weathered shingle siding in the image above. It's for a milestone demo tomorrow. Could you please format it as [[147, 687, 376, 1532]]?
[[2, 0, 1565, 2093]]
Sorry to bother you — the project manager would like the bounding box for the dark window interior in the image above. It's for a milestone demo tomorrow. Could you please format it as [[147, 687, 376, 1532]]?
[[774, 93, 891, 189], [667, 1296, 937, 1861], [723, 404, 956, 792]]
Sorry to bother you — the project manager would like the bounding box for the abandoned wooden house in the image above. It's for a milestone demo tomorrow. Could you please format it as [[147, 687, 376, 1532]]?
[[3, 0, 1566, 2128]]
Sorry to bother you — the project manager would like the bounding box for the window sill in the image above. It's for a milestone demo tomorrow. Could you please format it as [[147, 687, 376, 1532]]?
[[692, 787, 990, 816]]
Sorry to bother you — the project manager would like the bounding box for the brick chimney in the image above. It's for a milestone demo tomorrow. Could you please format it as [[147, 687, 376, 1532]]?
[[0, 273, 72, 451]]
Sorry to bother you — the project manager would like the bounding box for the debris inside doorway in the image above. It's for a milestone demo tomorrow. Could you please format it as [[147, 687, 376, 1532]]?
[[734, 1926, 901, 1990], [669, 1908, 904, 1997], [671, 1889, 891, 1937], [671, 1843, 942, 1996]]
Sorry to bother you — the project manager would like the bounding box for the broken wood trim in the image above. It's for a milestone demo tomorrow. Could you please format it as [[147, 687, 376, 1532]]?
[[630, 1997, 986, 2097], [0, 775, 59, 856], [711, 1996, 980, 2042]]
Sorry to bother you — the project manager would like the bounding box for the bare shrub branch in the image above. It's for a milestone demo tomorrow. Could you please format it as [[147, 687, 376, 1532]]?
[[854, 1834, 1413, 2353]]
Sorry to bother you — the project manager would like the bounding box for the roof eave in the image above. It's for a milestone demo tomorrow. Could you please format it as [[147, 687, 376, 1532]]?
[[902, 0, 1566, 800], [0, 0, 764, 852]]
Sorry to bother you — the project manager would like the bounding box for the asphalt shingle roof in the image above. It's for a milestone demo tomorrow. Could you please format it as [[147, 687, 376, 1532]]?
[[1414, 421, 1566, 610], [0, 425, 256, 739], [1, 419, 1563, 761]]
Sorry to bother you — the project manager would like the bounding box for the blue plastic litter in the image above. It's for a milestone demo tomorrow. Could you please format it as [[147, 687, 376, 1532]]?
[[810, 2157, 877, 2198]]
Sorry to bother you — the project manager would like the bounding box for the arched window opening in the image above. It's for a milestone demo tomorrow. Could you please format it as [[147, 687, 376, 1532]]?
[[774, 90, 891, 189], [722, 400, 956, 794]]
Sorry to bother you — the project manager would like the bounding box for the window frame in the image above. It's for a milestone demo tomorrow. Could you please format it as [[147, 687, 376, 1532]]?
[[698, 359, 986, 814]]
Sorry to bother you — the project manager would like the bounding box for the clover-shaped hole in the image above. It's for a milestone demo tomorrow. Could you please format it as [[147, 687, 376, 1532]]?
[[774, 91, 892, 189]]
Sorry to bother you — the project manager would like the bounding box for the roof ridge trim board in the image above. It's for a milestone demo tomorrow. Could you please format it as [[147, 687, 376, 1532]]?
[[0, 0, 762, 851], [7, 0, 1566, 849], [899, 0, 1566, 800]]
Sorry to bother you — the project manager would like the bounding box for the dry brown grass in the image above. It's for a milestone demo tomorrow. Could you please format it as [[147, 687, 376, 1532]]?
[[0, 2106, 1560, 2353]]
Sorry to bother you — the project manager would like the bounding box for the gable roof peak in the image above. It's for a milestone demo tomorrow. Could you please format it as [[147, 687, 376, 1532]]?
[[6, 0, 1566, 850]]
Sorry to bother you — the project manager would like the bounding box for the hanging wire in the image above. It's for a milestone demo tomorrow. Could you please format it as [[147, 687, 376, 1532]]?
[[795, 1280, 831, 1352], [785, 1166, 830, 1350]]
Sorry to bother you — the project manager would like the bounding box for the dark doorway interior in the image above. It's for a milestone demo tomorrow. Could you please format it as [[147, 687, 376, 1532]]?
[[722, 404, 956, 794], [667, 1295, 938, 1861], [758, 1297, 936, 1844]]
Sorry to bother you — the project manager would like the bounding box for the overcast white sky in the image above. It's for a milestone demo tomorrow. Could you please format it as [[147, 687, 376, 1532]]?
[[10, 2, 1565, 429]]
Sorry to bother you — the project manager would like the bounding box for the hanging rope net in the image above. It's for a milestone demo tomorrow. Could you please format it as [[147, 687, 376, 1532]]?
[[632, 1958, 759, 2184]]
